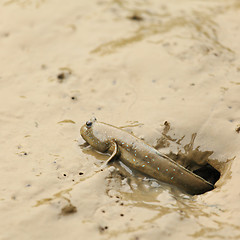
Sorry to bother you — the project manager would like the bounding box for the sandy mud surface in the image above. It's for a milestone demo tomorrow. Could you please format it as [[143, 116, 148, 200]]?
[[0, 0, 240, 239]]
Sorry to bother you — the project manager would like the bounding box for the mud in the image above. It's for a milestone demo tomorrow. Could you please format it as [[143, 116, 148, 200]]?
[[1, 0, 240, 240]]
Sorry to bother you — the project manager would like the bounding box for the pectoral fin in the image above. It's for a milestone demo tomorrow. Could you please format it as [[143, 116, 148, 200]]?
[[106, 141, 120, 164], [99, 141, 120, 171]]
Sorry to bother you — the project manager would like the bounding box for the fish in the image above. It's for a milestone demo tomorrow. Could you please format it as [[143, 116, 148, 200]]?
[[80, 117, 214, 195]]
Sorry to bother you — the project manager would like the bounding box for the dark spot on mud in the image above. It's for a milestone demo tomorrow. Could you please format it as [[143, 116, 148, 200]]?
[[128, 14, 144, 21], [99, 225, 109, 233], [24, 152, 28, 155], [164, 121, 170, 129], [57, 73, 65, 80], [61, 204, 77, 216], [120, 213, 124, 217], [120, 203, 124, 206], [63, 173, 67, 177], [236, 125, 240, 133], [2, 32, 9, 37], [79, 172, 84, 175], [71, 96, 77, 100], [102, 210, 105, 213], [57, 68, 72, 83], [11, 195, 16, 200], [41, 64, 47, 70]]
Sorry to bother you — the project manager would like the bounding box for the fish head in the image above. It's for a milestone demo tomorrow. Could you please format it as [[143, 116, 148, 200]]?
[[80, 117, 110, 152]]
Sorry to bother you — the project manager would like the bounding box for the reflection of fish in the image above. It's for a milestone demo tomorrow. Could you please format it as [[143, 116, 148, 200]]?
[[80, 118, 214, 195]]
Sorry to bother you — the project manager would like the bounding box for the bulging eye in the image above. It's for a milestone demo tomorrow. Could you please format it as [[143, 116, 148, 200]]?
[[86, 121, 92, 128]]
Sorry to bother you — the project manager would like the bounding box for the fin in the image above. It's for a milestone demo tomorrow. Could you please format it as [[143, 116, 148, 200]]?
[[100, 142, 120, 170], [106, 141, 120, 164]]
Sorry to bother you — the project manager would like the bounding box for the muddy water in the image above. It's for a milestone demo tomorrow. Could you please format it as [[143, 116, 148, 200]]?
[[0, 0, 240, 239]]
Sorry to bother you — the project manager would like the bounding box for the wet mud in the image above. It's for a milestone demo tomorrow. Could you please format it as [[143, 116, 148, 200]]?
[[1, 0, 240, 240]]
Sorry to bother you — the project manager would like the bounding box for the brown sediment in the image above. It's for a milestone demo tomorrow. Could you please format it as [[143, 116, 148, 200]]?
[[1, 0, 240, 239]]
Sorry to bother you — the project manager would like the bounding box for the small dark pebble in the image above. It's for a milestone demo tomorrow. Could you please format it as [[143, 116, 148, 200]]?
[[79, 172, 84, 175], [71, 96, 77, 100], [102, 210, 105, 213], [120, 203, 124, 206], [120, 213, 124, 217], [24, 152, 28, 155], [57, 73, 65, 80], [63, 174, 67, 177]]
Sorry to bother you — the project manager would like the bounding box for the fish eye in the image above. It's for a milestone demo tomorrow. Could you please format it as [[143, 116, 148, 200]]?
[[86, 121, 92, 128]]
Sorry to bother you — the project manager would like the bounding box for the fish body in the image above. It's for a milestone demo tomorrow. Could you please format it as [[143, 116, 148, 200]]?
[[80, 118, 214, 195]]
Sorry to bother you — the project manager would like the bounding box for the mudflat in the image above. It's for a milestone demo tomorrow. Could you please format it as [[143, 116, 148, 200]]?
[[0, 1, 240, 239]]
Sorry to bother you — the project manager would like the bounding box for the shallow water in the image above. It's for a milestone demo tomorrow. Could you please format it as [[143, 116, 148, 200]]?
[[1, 0, 240, 239]]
